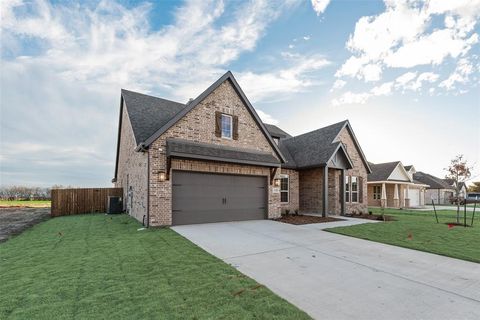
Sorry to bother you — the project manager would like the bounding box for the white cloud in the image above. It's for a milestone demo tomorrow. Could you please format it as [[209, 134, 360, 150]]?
[[335, 0, 480, 94], [330, 79, 346, 92], [395, 71, 418, 87], [303, 35, 311, 40], [439, 58, 475, 90], [311, 0, 330, 16], [256, 110, 279, 125], [332, 91, 371, 106], [371, 81, 394, 96]]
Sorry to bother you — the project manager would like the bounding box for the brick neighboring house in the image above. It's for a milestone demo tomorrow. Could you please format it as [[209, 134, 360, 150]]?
[[113, 71, 371, 226], [367, 162, 429, 208]]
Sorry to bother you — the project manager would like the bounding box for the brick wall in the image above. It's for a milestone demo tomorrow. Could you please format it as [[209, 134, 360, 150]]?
[[367, 184, 382, 207], [335, 127, 368, 214], [114, 104, 148, 223], [148, 80, 281, 226], [279, 169, 299, 213], [299, 168, 323, 214]]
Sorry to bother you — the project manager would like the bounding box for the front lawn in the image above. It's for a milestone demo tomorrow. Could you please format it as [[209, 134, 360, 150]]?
[[0, 214, 310, 319], [0, 200, 51, 208], [326, 208, 480, 263]]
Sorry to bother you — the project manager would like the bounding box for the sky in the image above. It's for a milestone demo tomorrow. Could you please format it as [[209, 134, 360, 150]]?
[[1, 0, 479, 188]]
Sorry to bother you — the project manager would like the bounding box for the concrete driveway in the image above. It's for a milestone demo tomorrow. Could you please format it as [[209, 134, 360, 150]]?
[[173, 220, 480, 320]]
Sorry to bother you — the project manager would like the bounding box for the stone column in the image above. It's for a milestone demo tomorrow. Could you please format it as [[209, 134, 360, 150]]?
[[405, 185, 410, 208], [393, 183, 399, 208], [322, 166, 329, 217], [381, 183, 387, 208], [340, 169, 346, 215]]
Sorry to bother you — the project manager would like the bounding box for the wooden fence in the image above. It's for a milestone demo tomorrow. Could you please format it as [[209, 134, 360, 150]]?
[[51, 188, 123, 217]]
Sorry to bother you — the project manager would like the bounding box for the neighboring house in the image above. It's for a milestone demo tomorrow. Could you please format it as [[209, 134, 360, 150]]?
[[444, 179, 468, 198], [413, 172, 454, 205], [367, 162, 428, 208], [113, 71, 371, 226]]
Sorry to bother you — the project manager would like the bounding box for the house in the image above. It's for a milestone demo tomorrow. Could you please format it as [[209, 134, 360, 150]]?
[[112, 71, 371, 226], [413, 172, 455, 205], [444, 179, 468, 198], [367, 162, 428, 208]]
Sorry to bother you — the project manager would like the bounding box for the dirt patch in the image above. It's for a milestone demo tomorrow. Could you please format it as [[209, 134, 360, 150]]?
[[0, 207, 51, 242], [274, 214, 344, 225], [346, 214, 396, 221]]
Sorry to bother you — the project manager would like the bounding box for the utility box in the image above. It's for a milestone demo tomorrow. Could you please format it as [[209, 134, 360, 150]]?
[[107, 196, 123, 214]]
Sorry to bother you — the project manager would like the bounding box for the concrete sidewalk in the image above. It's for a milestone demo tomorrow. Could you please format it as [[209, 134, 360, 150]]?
[[173, 220, 480, 320]]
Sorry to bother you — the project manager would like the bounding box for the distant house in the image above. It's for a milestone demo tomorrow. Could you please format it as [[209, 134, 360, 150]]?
[[444, 179, 468, 198], [367, 162, 428, 208], [413, 172, 454, 205]]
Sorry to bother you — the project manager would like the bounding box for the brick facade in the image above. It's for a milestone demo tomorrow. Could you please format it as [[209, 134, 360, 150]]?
[[299, 168, 323, 214], [279, 169, 299, 213], [148, 80, 281, 226], [114, 104, 148, 223]]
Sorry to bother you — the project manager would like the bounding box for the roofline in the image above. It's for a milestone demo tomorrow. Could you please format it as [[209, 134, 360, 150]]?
[[112, 94, 125, 182], [367, 180, 430, 187], [333, 120, 372, 174], [168, 153, 281, 168], [386, 161, 413, 182], [326, 142, 354, 170], [140, 71, 286, 163]]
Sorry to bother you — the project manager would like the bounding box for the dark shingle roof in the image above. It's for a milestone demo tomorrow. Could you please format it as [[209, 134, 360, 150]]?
[[121, 89, 186, 144], [368, 161, 401, 181], [167, 139, 281, 167], [279, 121, 348, 169], [413, 172, 454, 189], [404, 165, 413, 171], [264, 124, 292, 139]]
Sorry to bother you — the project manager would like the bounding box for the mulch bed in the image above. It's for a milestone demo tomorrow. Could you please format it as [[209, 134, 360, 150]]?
[[274, 214, 344, 225], [346, 214, 396, 221]]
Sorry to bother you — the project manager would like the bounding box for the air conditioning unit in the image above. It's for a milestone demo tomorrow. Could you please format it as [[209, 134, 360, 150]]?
[[107, 196, 123, 214]]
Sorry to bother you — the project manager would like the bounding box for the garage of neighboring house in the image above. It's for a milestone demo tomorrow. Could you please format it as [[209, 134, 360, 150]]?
[[171, 171, 267, 225], [408, 188, 421, 207]]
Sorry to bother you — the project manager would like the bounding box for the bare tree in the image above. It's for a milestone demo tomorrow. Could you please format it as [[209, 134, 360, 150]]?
[[445, 155, 473, 223]]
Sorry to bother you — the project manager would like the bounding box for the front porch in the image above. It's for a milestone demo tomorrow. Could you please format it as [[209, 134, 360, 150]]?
[[367, 182, 420, 208]]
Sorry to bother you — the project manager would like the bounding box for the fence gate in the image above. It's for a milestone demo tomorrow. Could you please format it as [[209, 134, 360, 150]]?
[[51, 188, 123, 217]]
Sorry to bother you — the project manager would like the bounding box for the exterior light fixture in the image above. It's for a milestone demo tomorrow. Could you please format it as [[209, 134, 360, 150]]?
[[274, 178, 281, 187], [159, 172, 166, 182]]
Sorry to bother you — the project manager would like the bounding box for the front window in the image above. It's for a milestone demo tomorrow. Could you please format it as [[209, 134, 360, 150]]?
[[351, 176, 358, 202], [280, 175, 289, 203], [373, 186, 381, 200], [345, 176, 350, 202], [221, 114, 232, 139]]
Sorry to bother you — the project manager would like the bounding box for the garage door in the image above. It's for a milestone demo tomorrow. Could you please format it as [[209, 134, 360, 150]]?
[[172, 171, 267, 225], [408, 188, 420, 207]]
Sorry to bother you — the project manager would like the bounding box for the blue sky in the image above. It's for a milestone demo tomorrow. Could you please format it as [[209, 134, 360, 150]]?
[[1, 0, 479, 187]]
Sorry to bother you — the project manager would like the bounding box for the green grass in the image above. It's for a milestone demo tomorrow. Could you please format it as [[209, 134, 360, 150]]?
[[0, 200, 51, 207], [0, 214, 310, 320], [326, 208, 480, 263]]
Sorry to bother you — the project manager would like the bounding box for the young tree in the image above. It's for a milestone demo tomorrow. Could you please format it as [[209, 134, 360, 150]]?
[[469, 182, 480, 192], [445, 155, 473, 223]]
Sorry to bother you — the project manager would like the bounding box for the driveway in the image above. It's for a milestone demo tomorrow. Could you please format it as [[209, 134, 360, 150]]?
[[173, 220, 480, 320], [0, 207, 50, 242]]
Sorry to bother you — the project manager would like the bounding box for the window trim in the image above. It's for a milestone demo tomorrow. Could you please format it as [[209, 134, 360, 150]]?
[[280, 174, 289, 204], [373, 185, 381, 200], [221, 114, 233, 139], [345, 176, 350, 203], [351, 176, 359, 203]]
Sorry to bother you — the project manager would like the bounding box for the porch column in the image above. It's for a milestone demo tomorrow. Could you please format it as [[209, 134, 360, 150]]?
[[405, 185, 410, 208], [381, 183, 387, 208], [393, 183, 399, 208], [340, 169, 346, 216], [322, 166, 328, 217]]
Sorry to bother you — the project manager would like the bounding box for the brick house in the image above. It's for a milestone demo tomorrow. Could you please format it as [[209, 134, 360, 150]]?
[[113, 71, 371, 226]]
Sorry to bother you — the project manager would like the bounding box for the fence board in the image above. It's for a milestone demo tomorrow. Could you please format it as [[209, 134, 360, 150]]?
[[51, 188, 123, 217]]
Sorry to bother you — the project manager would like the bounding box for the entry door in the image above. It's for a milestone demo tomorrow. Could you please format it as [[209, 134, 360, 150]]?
[[172, 171, 267, 225]]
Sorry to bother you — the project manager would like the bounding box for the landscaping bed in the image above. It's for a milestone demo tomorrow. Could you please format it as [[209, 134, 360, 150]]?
[[0, 207, 50, 242], [346, 213, 396, 221], [275, 214, 344, 225]]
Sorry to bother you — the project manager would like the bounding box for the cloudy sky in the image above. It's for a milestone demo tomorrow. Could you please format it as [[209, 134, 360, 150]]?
[[1, 0, 479, 187]]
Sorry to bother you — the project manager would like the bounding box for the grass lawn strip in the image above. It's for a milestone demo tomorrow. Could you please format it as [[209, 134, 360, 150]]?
[[0, 200, 51, 208], [0, 214, 310, 319], [326, 208, 480, 263]]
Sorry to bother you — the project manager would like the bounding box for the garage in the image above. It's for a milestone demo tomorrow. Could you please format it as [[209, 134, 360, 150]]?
[[172, 171, 267, 225], [408, 188, 420, 207]]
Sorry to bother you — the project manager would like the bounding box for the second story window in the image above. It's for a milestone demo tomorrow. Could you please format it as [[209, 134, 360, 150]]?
[[221, 114, 232, 139]]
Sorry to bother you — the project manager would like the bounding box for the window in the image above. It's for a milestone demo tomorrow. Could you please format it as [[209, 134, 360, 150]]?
[[373, 186, 381, 200], [221, 114, 232, 139], [345, 176, 350, 202], [351, 176, 358, 202], [280, 175, 289, 203]]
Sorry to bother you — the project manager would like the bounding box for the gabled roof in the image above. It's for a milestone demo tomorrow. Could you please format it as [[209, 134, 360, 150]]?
[[413, 172, 454, 190], [141, 71, 285, 162], [404, 165, 413, 171], [121, 89, 186, 144], [368, 161, 402, 181], [264, 124, 292, 139], [277, 120, 362, 170]]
